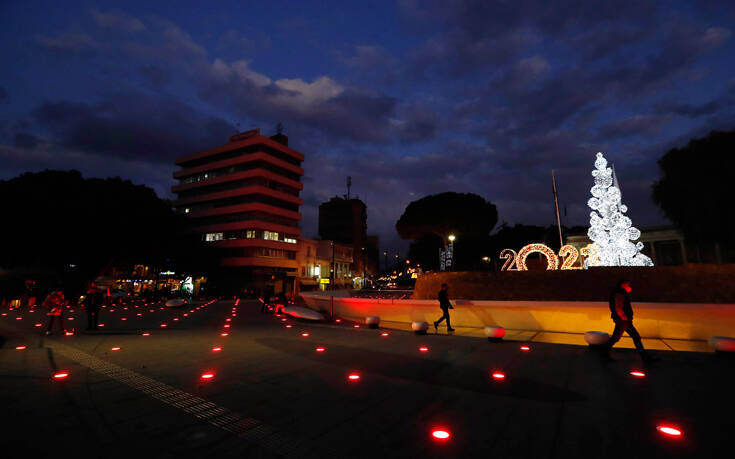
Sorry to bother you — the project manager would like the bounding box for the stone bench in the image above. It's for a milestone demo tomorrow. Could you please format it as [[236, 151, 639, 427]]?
[[710, 336, 735, 353], [365, 316, 380, 328], [584, 331, 610, 348], [484, 326, 506, 342], [412, 321, 429, 335]]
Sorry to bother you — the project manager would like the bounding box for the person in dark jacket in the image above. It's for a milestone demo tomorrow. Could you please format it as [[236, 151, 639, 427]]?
[[606, 279, 654, 361], [44, 290, 66, 335], [83, 283, 104, 331], [433, 283, 455, 332], [262, 286, 272, 313]]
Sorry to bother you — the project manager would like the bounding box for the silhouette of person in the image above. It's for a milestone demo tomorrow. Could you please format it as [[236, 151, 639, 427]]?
[[434, 283, 455, 332], [606, 279, 655, 362], [83, 283, 104, 331]]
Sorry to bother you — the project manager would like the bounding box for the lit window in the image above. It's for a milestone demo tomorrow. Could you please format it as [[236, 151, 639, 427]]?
[[246, 230, 256, 238], [284, 237, 297, 244], [184, 208, 190, 214], [264, 231, 279, 241], [205, 232, 223, 242]]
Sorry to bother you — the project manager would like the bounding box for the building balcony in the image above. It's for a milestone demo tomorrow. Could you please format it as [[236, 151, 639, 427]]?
[[193, 220, 302, 236], [171, 169, 303, 193], [173, 151, 304, 180], [176, 134, 304, 167], [185, 202, 301, 221], [173, 185, 303, 207]]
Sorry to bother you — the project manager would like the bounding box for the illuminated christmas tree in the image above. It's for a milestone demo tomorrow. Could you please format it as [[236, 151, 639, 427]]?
[[586, 152, 653, 267]]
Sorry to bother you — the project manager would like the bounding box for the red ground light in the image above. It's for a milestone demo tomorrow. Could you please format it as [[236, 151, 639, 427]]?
[[381, 332, 389, 337], [335, 319, 341, 323], [657, 426, 683, 437], [520, 346, 530, 351], [142, 333, 150, 336], [223, 324, 230, 328], [419, 347, 429, 352], [221, 333, 229, 337], [286, 325, 293, 328], [347, 373, 360, 381], [212, 347, 222, 352], [301, 332, 309, 337], [35, 323, 42, 327], [353, 324, 360, 328], [16, 346, 27, 350], [111, 347, 121, 351], [200, 372, 215, 380], [492, 372, 506, 380], [160, 323, 167, 327], [315, 347, 325, 352], [630, 371, 646, 378], [432, 429, 450, 440], [53, 372, 69, 379]]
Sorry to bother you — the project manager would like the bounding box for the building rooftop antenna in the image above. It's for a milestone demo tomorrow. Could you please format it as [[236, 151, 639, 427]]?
[[346, 176, 352, 200]]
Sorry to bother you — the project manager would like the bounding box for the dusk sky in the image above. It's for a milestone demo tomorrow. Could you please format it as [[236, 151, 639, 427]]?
[[2, 1, 734, 253]]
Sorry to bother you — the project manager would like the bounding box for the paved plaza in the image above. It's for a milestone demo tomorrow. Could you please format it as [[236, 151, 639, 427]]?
[[1, 299, 732, 458]]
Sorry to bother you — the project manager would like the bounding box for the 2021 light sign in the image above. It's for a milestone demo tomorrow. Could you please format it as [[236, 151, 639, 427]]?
[[500, 243, 596, 271]]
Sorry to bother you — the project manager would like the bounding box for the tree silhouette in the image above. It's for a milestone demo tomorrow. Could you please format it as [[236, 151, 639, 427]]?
[[0, 170, 216, 295], [396, 192, 497, 270], [652, 129, 735, 248]]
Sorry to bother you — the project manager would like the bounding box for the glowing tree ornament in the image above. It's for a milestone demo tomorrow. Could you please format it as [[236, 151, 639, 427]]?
[[587, 153, 653, 267]]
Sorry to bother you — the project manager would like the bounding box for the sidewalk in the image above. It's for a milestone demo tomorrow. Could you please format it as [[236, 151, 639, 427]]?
[[379, 320, 712, 352]]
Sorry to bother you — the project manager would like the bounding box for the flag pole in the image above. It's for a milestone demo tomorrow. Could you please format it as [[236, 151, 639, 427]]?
[[552, 170, 563, 248]]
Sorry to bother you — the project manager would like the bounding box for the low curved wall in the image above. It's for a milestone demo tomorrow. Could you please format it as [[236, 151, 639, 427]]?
[[413, 265, 735, 303], [301, 293, 735, 341]]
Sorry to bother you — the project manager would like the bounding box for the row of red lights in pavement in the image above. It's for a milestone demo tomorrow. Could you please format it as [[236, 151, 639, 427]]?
[[15, 299, 678, 442]]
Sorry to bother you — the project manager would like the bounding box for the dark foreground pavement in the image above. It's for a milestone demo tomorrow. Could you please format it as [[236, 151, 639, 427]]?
[[1, 299, 733, 458]]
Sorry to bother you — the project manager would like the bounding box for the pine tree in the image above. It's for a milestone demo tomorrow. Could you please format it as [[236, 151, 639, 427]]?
[[586, 152, 653, 267]]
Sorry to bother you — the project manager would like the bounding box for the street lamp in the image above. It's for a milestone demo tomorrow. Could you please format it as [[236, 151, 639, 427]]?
[[446, 234, 456, 271]]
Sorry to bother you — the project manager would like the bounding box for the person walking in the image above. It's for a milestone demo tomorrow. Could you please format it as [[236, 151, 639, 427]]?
[[434, 283, 455, 332], [605, 279, 655, 362], [83, 283, 104, 331], [262, 286, 272, 313], [44, 290, 66, 335]]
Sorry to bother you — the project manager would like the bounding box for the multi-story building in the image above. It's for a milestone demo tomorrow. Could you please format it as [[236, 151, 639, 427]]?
[[295, 238, 353, 292], [172, 128, 303, 294], [319, 196, 378, 280]]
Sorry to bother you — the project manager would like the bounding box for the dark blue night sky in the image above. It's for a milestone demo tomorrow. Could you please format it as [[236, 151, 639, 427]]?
[[1, 1, 734, 252]]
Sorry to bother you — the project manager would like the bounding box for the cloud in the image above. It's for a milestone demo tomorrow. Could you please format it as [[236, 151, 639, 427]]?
[[654, 100, 723, 118], [597, 114, 673, 139], [37, 32, 100, 54], [138, 65, 170, 89], [90, 9, 145, 32], [199, 59, 397, 143], [217, 29, 272, 56], [0, 144, 176, 198], [32, 91, 235, 163]]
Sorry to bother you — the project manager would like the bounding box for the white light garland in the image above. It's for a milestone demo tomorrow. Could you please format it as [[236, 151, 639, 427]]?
[[586, 152, 653, 267]]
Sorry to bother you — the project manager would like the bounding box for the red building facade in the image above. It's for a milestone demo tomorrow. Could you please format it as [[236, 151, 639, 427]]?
[[172, 129, 303, 293]]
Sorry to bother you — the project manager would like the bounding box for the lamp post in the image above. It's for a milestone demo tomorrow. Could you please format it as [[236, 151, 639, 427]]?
[[482, 256, 490, 271], [447, 234, 456, 271], [383, 251, 388, 273], [361, 247, 366, 289], [331, 241, 335, 290]]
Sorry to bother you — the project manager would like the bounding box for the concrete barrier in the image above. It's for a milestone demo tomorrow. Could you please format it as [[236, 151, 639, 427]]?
[[484, 326, 506, 342], [300, 293, 735, 341]]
